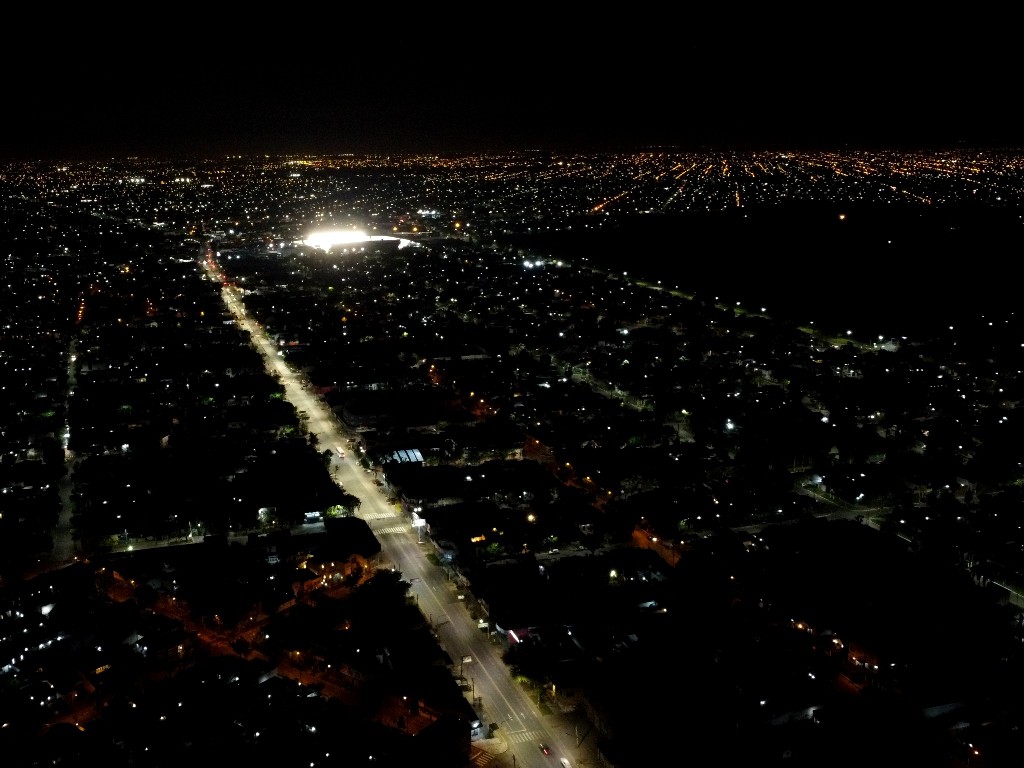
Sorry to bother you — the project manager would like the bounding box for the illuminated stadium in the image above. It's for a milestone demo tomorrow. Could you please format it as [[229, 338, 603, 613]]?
[[301, 230, 411, 252]]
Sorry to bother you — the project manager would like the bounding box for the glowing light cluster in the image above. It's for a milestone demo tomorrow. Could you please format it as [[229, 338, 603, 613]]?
[[303, 230, 370, 250]]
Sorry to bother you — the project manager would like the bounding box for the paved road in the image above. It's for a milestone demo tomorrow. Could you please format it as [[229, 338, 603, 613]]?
[[213, 257, 580, 768]]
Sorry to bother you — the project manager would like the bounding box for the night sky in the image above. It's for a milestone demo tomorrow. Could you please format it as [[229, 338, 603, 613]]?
[[3, 24, 1020, 161]]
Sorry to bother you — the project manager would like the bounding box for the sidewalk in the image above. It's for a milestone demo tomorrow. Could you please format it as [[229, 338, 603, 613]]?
[[473, 735, 508, 755]]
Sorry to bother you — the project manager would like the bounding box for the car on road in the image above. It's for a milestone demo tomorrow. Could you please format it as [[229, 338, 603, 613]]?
[[539, 743, 551, 755], [560, 760, 571, 768]]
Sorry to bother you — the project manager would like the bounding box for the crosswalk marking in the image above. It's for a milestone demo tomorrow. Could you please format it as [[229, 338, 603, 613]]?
[[471, 749, 496, 766], [506, 729, 545, 745], [373, 525, 410, 535], [363, 511, 397, 520]]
